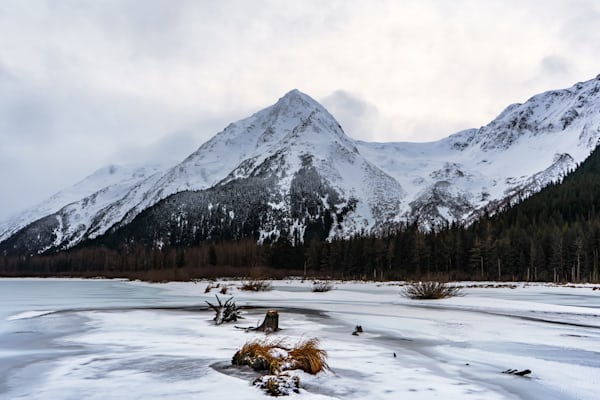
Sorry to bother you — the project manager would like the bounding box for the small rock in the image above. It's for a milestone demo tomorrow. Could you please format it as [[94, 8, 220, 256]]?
[[253, 374, 300, 396]]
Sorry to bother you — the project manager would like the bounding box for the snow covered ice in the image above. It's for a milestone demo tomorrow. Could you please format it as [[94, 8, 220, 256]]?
[[1, 278, 599, 399]]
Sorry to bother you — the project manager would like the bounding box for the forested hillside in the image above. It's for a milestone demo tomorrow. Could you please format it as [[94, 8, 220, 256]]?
[[2, 146, 600, 282]]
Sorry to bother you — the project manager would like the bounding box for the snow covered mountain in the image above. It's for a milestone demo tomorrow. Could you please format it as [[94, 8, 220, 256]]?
[[2, 75, 600, 255], [0, 164, 167, 254]]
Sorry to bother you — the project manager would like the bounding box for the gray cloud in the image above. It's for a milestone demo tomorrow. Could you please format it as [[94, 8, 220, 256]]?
[[0, 64, 53, 141], [1, 0, 600, 219], [321, 90, 402, 141], [539, 55, 571, 77]]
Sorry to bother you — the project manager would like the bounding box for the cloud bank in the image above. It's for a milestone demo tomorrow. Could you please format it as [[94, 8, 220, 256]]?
[[1, 0, 600, 219]]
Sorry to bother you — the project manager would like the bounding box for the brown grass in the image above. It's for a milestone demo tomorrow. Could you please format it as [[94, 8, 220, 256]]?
[[312, 281, 334, 292], [232, 338, 287, 373], [240, 279, 272, 292], [288, 338, 329, 374], [401, 281, 463, 299], [232, 337, 328, 375]]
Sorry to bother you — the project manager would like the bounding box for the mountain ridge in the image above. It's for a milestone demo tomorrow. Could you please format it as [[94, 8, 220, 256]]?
[[2, 76, 600, 255]]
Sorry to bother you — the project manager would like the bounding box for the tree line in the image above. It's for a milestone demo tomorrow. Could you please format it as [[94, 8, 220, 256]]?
[[2, 146, 600, 282]]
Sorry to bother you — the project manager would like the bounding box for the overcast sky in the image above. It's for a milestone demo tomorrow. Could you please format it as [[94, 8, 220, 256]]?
[[1, 0, 600, 220]]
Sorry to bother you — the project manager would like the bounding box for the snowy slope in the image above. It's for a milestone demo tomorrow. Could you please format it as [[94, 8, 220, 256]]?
[[359, 74, 600, 228], [2, 75, 600, 254], [0, 164, 166, 244], [99, 90, 406, 246], [108, 89, 403, 233]]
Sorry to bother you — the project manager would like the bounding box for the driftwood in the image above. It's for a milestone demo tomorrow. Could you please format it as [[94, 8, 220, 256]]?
[[236, 310, 280, 332], [502, 368, 532, 376], [206, 295, 242, 325], [253, 374, 300, 396]]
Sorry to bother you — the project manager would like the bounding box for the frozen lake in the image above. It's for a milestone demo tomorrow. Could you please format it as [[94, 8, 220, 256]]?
[[1, 278, 599, 399]]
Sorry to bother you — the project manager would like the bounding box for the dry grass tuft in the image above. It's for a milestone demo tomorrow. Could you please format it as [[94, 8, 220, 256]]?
[[232, 337, 328, 375], [204, 282, 222, 293], [240, 279, 272, 292], [232, 338, 287, 373], [312, 281, 334, 292], [288, 338, 329, 374], [402, 281, 463, 299]]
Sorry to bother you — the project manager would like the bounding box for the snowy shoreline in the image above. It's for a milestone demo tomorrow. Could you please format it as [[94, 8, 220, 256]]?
[[1, 279, 599, 399]]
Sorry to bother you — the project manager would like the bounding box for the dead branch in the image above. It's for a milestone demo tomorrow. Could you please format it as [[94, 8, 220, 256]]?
[[206, 295, 242, 325]]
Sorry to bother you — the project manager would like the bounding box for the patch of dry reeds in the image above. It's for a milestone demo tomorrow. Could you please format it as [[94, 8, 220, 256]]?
[[240, 279, 272, 292], [232, 337, 328, 375], [288, 338, 328, 374], [312, 281, 333, 292], [402, 281, 463, 299]]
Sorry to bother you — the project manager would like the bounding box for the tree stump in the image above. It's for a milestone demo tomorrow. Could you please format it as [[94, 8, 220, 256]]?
[[257, 310, 279, 332], [352, 325, 363, 335], [235, 309, 280, 332]]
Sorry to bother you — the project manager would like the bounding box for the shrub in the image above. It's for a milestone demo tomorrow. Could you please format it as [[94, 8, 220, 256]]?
[[204, 282, 221, 293], [240, 279, 272, 292], [232, 337, 328, 375], [312, 281, 333, 292], [401, 281, 463, 299]]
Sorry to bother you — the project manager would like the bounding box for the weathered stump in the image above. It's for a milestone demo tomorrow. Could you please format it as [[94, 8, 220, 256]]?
[[235, 309, 281, 332], [257, 310, 279, 332]]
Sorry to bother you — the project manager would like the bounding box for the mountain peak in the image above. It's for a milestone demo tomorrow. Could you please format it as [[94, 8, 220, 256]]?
[[280, 88, 313, 102], [271, 89, 325, 115], [6, 76, 600, 255], [471, 74, 600, 151], [282, 88, 304, 98], [239, 88, 351, 148]]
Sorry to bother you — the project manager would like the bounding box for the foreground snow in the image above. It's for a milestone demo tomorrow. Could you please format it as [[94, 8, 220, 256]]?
[[1, 279, 599, 399]]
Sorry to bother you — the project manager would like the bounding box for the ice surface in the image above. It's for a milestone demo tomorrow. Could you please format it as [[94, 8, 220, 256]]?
[[6, 310, 56, 320], [1, 279, 599, 399]]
